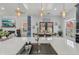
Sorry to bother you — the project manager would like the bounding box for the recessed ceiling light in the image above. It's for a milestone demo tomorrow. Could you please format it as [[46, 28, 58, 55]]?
[[54, 8, 57, 10], [1, 7, 5, 10]]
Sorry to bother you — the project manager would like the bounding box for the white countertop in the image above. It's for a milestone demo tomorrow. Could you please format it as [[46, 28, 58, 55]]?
[[28, 37, 79, 55], [0, 37, 79, 55], [0, 37, 27, 55], [49, 37, 79, 55]]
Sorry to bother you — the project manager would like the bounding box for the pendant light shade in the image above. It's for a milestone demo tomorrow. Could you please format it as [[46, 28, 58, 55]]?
[[16, 7, 21, 16], [16, 7, 20, 11], [61, 4, 67, 18], [61, 10, 67, 18], [41, 7, 44, 11], [16, 12, 21, 16], [40, 12, 43, 16], [40, 3, 44, 17]]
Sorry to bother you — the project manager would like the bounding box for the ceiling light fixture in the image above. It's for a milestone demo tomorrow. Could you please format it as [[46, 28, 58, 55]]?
[[16, 7, 20, 11], [16, 7, 21, 16], [61, 10, 66, 18], [40, 12, 43, 17], [41, 7, 44, 11], [61, 4, 67, 18], [40, 3, 44, 17], [1, 7, 5, 10], [54, 8, 57, 10], [16, 12, 21, 16]]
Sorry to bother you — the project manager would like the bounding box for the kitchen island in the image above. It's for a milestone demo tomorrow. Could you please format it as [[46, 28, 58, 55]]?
[[0, 37, 79, 55], [28, 37, 79, 55], [0, 37, 27, 55]]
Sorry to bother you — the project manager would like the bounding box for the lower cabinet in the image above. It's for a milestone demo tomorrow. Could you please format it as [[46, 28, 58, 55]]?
[[17, 44, 32, 55]]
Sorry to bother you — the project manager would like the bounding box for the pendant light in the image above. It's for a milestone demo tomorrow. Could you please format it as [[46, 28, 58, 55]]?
[[61, 4, 67, 18], [40, 3, 44, 17], [16, 4, 21, 17], [61, 10, 66, 18], [16, 7, 21, 16]]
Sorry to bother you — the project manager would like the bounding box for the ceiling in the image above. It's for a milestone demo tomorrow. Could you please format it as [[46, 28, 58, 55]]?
[[0, 3, 76, 16]]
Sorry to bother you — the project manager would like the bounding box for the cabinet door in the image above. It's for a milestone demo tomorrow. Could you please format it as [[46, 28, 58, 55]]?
[[27, 16, 31, 37], [76, 6, 79, 33]]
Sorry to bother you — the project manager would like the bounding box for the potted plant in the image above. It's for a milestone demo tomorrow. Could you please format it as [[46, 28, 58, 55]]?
[[0, 31, 9, 39]]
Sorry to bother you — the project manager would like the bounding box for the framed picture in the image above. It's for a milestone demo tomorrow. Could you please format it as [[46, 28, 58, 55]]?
[[2, 19, 16, 27], [66, 20, 76, 38], [39, 22, 45, 33], [47, 22, 53, 33]]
